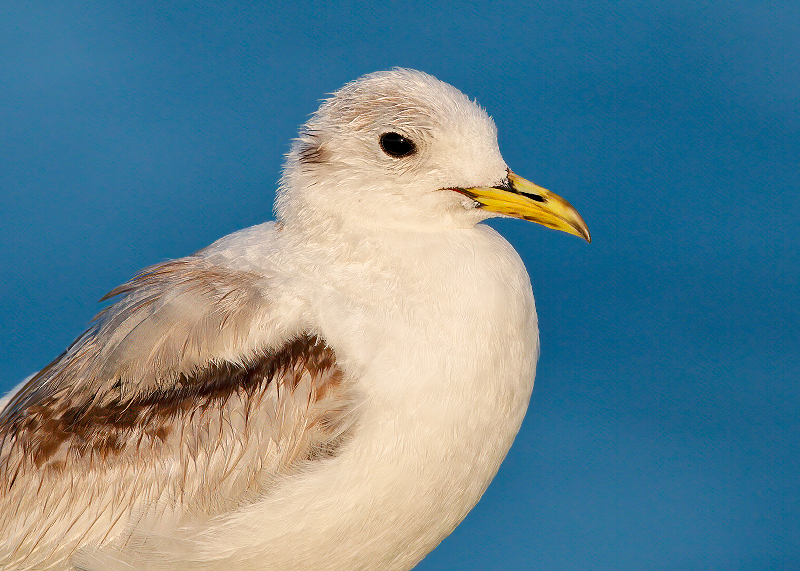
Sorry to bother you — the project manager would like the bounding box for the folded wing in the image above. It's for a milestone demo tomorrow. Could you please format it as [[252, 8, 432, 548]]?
[[0, 255, 355, 570]]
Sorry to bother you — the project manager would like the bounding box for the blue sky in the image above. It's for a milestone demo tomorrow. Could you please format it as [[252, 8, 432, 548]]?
[[1, 1, 798, 569]]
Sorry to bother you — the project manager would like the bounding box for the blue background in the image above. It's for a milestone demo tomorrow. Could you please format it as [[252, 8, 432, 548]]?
[[1, 2, 798, 569]]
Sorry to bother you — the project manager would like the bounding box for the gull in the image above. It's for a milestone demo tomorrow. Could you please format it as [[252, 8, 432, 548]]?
[[0, 69, 590, 571]]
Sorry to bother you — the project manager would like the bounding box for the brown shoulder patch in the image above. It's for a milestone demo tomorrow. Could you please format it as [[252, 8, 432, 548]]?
[[0, 333, 355, 567], [0, 333, 346, 477]]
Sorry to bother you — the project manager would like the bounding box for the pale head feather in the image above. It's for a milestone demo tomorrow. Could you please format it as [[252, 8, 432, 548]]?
[[277, 68, 508, 233]]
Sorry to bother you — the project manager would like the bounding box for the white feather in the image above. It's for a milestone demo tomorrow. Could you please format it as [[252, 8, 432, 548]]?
[[1, 69, 540, 571]]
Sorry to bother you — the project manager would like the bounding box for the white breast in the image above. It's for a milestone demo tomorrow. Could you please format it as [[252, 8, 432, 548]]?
[[168, 223, 539, 571]]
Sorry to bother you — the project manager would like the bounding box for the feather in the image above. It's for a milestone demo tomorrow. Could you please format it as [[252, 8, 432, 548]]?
[[0, 256, 357, 570]]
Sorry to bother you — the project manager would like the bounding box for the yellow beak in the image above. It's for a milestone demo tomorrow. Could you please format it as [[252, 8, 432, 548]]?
[[453, 170, 591, 242]]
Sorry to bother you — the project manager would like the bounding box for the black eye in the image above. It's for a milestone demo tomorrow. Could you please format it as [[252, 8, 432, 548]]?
[[379, 132, 416, 158]]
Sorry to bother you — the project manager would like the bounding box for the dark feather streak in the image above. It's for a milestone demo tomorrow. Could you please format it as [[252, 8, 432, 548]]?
[[1, 334, 341, 475], [297, 131, 329, 165]]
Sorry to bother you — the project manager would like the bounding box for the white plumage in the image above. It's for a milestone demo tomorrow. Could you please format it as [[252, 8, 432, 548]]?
[[0, 69, 589, 570]]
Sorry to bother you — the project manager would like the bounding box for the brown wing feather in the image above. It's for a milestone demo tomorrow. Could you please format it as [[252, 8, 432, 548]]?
[[0, 256, 356, 570]]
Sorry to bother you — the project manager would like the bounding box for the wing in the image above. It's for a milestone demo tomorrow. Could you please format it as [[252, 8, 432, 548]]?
[[0, 254, 356, 570]]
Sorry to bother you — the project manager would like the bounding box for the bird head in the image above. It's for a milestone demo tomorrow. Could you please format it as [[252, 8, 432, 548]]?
[[277, 69, 589, 242]]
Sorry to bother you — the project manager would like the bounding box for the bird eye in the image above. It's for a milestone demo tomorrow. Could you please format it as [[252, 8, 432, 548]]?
[[379, 132, 416, 158]]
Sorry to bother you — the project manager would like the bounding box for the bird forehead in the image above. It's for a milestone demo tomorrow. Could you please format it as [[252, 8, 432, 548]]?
[[316, 71, 495, 141]]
